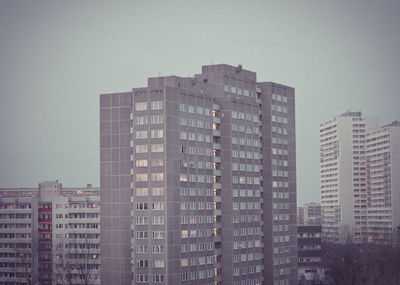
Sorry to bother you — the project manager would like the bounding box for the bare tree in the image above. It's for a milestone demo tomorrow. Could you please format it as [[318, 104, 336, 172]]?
[[15, 249, 38, 285], [53, 238, 99, 285], [53, 243, 73, 285], [323, 242, 400, 285], [340, 224, 355, 245]]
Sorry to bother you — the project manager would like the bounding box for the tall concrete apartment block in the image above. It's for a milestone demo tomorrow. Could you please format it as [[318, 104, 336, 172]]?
[[100, 64, 297, 285], [366, 121, 400, 244], [320, 112, 379, 243], [0, 181, 100, 285]]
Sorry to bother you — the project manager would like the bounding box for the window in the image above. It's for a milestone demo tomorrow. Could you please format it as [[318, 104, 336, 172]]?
[[135, 116, 148, 125], [151, 144, 164, 152], [181, 230, 188, 238], [151, 129, 164, 138], [152, 245, 164, 253], [136, 202, 148, 210], [151, 173, 164, 181], [135, 102, 147, 111], [152, 202, 164, 210], [152, 216, 165, 225], [151, 115, 163, 124], [136, 216, 148, 225], [152, 231, 165, 239], [136, 245, 148, 253], [136, 145, 148, 153], [135, 130, 148, 139], [136, 231, 149, 239], [179, 103, 187, 112], [152, 274, 165, 282], [136, 160, 148, 167], [136, 274, 149, 283], [151, 101, 163, 110], [181, 258, 189, 266], [136, 174, 148, 182], [180, 132, 187, 140], [136, 188, 148, 196], [151, 159, 164, 167], [151, 187, 164, 196]]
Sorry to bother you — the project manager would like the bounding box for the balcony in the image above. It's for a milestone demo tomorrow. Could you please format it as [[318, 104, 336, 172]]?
[[212, 104, 220, 111], [38, 228, 52, 233], [213, 169, 221, 176], [0, 208, 32, 213], [214, 209, 222, 216], [213, 196, 221, 203], [213, 183, 221, 189], [213, 143, 221, 150], [213, 222, 221, 229], [68, 207, 100, 213], [38, 209, 52, 213], [214, 235, 222, 243], [213, 116, 221, 124], [212, 130, 221, 137]]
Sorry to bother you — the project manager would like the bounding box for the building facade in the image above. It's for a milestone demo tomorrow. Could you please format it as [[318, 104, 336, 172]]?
[[297, 225, 323, 284], [298, 203, 321, 226], [0, 181, 100, 285], [100, 64, 297, 285], [366, 121, 400, 244], [320, 111, 378, 243]]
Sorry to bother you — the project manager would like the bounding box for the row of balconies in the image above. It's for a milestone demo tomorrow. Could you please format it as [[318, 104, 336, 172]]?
[[68, 207, 100, 213], [0, 208, 32, 214]]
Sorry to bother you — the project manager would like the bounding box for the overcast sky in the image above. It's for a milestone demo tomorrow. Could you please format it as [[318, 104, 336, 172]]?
[[1, 0, 399, 204]]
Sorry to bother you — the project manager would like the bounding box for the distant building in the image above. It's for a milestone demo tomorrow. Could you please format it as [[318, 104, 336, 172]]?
[[298, 206, 305, 225], [320, 111, 379, 243], [297, 225, 323, 284], [366, 121, 400, 244], [100, 64, 298, 285], [0, 181, 100, 285], [298, 203, 321, 225]]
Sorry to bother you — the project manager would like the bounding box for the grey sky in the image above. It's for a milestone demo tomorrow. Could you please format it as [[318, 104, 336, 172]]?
[[1, 0, 399, 204]]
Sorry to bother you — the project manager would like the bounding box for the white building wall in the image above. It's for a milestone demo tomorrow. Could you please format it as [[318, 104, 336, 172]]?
[[390, 126, 400, 231], [321, 112, 378, 243]]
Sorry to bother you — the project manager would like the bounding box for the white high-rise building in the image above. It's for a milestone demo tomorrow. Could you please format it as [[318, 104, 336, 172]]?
[[366, 121, 400, 244], [320, 111, 378, 243]]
